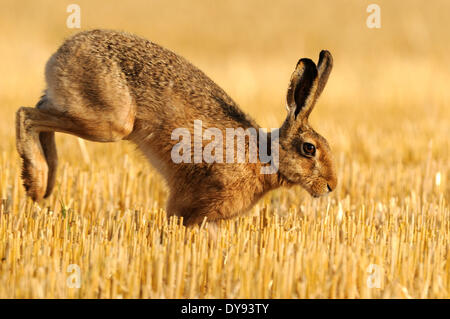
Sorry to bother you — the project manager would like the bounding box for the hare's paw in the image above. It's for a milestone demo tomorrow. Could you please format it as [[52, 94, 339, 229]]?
[[20, 153, 48, 202]]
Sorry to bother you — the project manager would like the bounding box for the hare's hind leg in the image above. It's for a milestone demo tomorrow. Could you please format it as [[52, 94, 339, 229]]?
[[16, 97, 135, 201], [36, 96, 58, 198], [16, 107, 49, 201], [39, 132, 57, 197]]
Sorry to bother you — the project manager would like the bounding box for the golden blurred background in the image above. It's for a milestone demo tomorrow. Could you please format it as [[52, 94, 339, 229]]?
[[1, 0, 448, 167]]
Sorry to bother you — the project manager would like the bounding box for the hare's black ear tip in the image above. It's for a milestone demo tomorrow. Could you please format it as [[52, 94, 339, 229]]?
[[319, 50, 333, 60], [296, 58, 316, 68]]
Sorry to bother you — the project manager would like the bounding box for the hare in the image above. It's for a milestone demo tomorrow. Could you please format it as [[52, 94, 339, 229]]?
[[16, 29, 337, 226]]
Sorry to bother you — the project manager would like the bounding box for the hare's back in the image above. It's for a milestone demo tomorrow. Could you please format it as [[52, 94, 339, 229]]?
[[44, 30, 151, 113], [45, 30, 208, 107], [45, 30, 255, 131]]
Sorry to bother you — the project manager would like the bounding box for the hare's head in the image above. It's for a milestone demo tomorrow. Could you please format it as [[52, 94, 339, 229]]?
[[278, 50, 337, 197]]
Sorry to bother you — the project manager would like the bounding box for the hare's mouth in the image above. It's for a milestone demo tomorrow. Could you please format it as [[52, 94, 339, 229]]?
[[308, 186, 330, 198], [310, 191, 326, 198]]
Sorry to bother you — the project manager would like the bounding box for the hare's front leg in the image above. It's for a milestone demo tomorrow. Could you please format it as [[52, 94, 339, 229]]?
[[166, 199, 221, 240], [166, 191, 226, 226]]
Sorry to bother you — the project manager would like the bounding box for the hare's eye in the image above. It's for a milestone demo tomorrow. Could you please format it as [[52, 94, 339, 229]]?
[[302, 142, 316, 156]]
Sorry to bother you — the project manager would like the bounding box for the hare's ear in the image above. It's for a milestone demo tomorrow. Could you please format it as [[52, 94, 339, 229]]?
[[315, 50, 333, 100], [286, 58, 318, 121]]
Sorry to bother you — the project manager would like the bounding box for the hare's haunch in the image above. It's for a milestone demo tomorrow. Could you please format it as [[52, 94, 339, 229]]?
[[16, 30, 337, 226]]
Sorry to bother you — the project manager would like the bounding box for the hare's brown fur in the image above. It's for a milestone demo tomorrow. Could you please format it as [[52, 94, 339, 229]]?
[[16, 29, 337, 226]]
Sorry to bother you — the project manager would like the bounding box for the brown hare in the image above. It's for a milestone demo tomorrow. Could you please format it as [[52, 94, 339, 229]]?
[[16, 29, 337, 226]]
